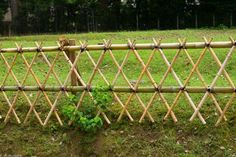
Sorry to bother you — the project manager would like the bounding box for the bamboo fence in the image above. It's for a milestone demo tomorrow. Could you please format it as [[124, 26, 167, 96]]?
[[0, 38, 236, 126]]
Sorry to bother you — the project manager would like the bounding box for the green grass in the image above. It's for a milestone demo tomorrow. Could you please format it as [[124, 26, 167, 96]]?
[[0, 29, 236, 156]]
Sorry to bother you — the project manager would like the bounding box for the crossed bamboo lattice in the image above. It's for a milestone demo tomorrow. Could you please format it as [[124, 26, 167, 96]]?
[[0, 38, 235, 126]]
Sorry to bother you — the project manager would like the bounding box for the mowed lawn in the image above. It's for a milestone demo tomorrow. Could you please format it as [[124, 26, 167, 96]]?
[[0, 29, 235, 156]]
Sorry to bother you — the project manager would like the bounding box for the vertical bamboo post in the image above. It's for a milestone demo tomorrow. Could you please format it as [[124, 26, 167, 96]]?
[[66, 39, 82, 94]]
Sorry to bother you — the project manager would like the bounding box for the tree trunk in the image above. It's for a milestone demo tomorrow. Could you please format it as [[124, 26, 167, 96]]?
[[10, 0, 20, 34], [87, 12, 90, 32], [230, 13, 233, 27], [136, 13, 139, 30], [176, 15, 179, 29], [157, 18, 160, 29], [92, 10, 95, 32], [195, 12, 198, 28], [212, 14, 215, 27]]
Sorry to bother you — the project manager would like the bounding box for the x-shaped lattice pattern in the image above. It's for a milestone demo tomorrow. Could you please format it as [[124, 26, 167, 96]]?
[[0, 38, 235, 126]]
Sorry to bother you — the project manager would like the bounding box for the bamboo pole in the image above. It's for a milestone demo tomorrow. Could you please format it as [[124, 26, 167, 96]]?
[[0, 86, 235, 93], [0, 41, 235, 53]]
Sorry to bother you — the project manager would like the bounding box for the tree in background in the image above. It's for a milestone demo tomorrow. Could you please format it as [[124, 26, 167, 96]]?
[[0, 0, 8, 22], [2, 0, 236, 35]]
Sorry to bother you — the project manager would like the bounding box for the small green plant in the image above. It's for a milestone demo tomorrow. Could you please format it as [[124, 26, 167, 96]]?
[[62, 86, 112, 133], [92, 85, 113, 111]]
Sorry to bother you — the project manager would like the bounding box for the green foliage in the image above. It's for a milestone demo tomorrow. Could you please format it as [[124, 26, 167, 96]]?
[[62, 102, 103, 133], [92, 85, 113, 111], [78, 116, 103, 133], [62, 86, 112, 133]]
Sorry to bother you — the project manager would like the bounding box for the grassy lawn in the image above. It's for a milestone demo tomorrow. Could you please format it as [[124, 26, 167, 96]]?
[[0, 29, 235, 156]]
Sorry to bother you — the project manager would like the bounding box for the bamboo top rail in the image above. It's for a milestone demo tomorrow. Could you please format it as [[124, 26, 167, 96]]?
[[0, 86, 235, 93], [0, 41, 235, 53]]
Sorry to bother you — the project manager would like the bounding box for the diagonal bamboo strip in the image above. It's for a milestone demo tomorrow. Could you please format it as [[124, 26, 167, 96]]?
[[117, 92, 134, 121], [117, 39, 177, 122], [139, 92, 157, 122], [4, 43, 43, 124], [215, 92, 236, 126], [113, 93, 134, 121], [130, 42, 157, 88], [1, 39, 236, 126], [110, 40, 136, 121], [138, 39, 177, 122], [17, 50, 43, 125], [165, 37, 227, 122], [36, 42, 64, 87], [43, 41, 107, 125], [82, 40, 111, 124], [86, 46, 107, 85], [70, 40, 113, 124], [129, 39, 178, 123], [12, 43, 64, 125], [24, 42, 66, 124], [207, 45, 235, 88], [22, 51, 63, 125], [85, 50, 110, 85], [134, 47, 157, 89], [135, 93, 154, 122], [109, 49, 135, 121], [0, 52, 21, 123], [111, 50, 133, 89], [0, 52, 20, 86], [117, 40, 147, 121], [44, 40, 111, 125], [163, 38, 209, 123], [43, 42, 86, 126], [157, 39, 206, 123], [4, 43, 62, 125], [1, 92, 20, 123], [24, 51, 62, 125], [126, 39, 156, 122], [60, 41, 86, 87], [103, 40, 134, 121], [190, 38, 236, 121], [135, 48, 157, 122], [184, 47, 227, 121]]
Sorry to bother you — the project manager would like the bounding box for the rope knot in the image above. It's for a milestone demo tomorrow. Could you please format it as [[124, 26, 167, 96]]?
[[128, 40, 136, 50], [103, 40, 112, 51]]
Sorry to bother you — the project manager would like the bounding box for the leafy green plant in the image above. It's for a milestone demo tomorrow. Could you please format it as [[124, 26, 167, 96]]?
[[92, 85, 113, 111], [62, 86, 112, 133]]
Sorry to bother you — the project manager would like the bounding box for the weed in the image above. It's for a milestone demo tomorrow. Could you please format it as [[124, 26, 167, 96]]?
[[62, 86, 112, 133]]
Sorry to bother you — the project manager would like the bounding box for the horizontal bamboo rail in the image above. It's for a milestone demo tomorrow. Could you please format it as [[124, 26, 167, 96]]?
[[0, 86, 235, 93], [0, 38, 235, 126], [0, 41, 235, 53]]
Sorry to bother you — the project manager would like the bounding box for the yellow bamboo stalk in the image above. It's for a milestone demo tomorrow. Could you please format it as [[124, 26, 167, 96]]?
[[0, 41, 235, 53]]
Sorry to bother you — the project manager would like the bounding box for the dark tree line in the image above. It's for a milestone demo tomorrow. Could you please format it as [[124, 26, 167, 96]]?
[[0, 0, 8, 22], [1, 0, 236, 35]]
